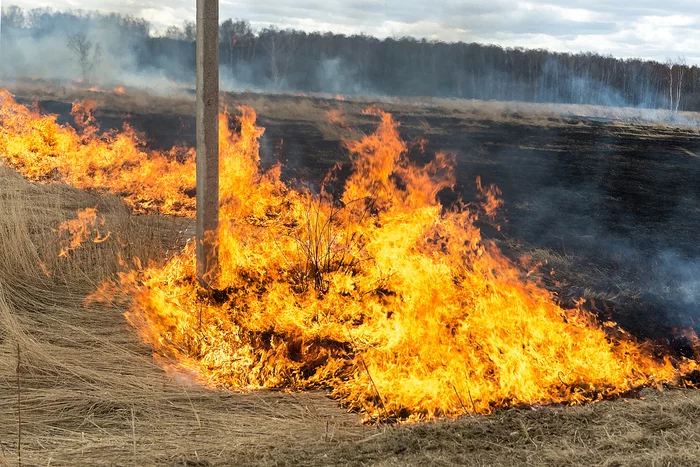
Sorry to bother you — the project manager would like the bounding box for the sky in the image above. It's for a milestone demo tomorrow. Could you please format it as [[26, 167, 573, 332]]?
[[6, 0, 700, 64]]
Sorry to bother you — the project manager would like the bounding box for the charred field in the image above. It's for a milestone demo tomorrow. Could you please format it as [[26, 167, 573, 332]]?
[[2, 83, 700, 466]]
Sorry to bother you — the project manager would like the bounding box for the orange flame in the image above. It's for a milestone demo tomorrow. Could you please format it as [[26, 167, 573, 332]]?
[[114, 86, 126, 95], [0, 90, 196, 215], [106, 105, 698, 421], [476, 176, 504, 219], [1, 89, 697, 422], [55, 207, 111, 257], [325, 108, 347, 127]]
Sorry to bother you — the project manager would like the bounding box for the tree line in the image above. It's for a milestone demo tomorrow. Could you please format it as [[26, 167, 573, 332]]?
[[2, 5, 699, 111]]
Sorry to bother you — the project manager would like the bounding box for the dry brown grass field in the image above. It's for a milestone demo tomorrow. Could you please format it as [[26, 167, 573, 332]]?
[[2, 81, 700, 466]]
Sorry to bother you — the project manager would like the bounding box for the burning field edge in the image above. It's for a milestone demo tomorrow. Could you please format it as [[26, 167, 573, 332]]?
[[1, 164, 700, 466], [1, 86, 700, 466]]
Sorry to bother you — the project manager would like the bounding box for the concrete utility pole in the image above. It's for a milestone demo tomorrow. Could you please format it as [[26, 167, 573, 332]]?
[[196, 0, 219, 288]]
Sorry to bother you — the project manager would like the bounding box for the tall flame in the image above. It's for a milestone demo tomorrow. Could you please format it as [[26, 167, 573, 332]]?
[[0, 89, 696, 421]]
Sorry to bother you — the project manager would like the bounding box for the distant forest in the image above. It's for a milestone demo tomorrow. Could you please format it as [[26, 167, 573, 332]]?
[[2, 5, 700, 110]]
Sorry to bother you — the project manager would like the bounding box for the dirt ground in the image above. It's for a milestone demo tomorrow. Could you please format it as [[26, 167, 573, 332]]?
[[2, 82, 700, 466]]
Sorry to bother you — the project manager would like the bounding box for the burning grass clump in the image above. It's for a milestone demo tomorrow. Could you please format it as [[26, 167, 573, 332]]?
[[3, 87, 700, 464], [88, 107, 698, 422], [0, 167, 364, 465], [0, 88, 697, 422]]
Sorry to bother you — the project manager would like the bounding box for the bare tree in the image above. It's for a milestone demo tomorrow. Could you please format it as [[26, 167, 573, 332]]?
[[164, 25, 184, 40], [2, 5, 26, 29], [220, 19, 254, 70], [260, 26, 297, 90], [281, 30, 298, 86], [183, 20, 196, 42], [261, 26, 281, 88], [665, 58, 674, 110], [1, 5, 26, 44], [164, 20, 195, 42], [67, 31, 102, 82], [675, 56, 686, 112], [665, 56, 687, 112]]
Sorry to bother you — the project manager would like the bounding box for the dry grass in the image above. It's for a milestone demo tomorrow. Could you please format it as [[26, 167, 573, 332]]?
[[0, 77, 196, 116], [295, 389, 700, 466], [227, 92, 700, 136], [221, 93, 365, 142], [226, 90, 700, 132], [5, 78, 699, 142], [0, 167, 364, 466], [404, 97, 700, 130]]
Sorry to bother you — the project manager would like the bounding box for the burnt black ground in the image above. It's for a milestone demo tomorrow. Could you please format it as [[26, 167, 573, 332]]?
[[23, 94, 700, 352]]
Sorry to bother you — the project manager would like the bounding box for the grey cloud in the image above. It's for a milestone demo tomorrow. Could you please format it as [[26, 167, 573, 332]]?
[[437, 10, 619, 38], [559, 0, 700, 16]]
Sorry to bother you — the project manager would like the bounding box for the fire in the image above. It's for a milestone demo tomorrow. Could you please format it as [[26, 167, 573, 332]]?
[[1, 89, 697, 422], [476, 175, 503, 219], [0, 90, 196, 215], [114, 86, 126, 95], [55, 207, 111, 257], [325, 108, 347, 127]]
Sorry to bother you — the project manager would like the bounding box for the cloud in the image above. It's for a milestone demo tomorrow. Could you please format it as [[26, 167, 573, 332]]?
[[7, 0, 700, 63]]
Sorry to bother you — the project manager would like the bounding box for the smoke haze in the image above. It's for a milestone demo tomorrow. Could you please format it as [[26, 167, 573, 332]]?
[[3, 5, 700, 112]]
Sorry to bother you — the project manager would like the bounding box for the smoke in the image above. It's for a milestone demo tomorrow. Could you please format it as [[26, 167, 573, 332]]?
[[315, 57, 378, 96], [0, 9, 382, 99], [538, 58, 633, 108], [2, 4, 698, 121], [0, 8, 191, 93], [653, 251, 700, 314], [493, 128, 700, 336], [219, 60, 262, 93]]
